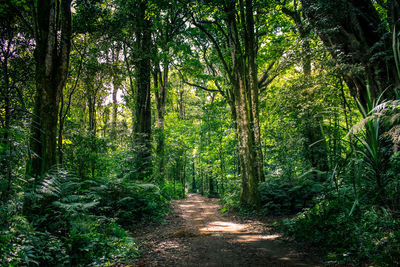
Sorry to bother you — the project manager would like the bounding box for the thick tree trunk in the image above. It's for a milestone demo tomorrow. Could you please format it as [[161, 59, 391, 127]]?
[[235, 80, 260, 206], [194, 0, 264, 205], [246, 0, 265, 184], [133, 2, 152, 179], [29, 0, 71, 177], [225, 0, 260, 206]]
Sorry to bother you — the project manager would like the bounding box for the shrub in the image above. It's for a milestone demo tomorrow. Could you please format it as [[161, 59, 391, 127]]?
[[65, 217, 139, 266], [220, 175, 241, 211], [281, 199, 400, 266], [1, 169, 143, 266], [159, 179, 185, 201], [259, 177, 324, 215], [91, 178, 169, 228]]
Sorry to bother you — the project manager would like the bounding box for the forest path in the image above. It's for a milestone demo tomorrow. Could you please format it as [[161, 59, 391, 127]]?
[[132, 193, 320, 267]]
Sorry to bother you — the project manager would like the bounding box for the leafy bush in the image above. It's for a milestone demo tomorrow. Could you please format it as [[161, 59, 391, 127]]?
[[220, 175, 241, 211], [91, 178, 169, 228], [0, 206, 70, 266], [1, 169, 143, 266], [63, 130, 109, 179], [281, 199, 400, 266], [65, 217, 139, 266], [259, 177, 324, 215], [159, 179, 185, 200]]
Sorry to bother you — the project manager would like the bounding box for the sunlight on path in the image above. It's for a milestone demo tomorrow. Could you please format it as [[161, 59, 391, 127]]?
[[200, 221, 245, 233], [179, 195, 283, 245], [140, 193, 318, 266]]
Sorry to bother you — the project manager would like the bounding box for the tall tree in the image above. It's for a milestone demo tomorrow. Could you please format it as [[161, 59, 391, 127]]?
[[191, 0, 266, 205], [133, 0, 152, 179], [152, 2, 187, 178], [29, 0, 72, 177]]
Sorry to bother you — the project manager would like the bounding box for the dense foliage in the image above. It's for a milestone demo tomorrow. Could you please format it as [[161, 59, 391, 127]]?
[[1, 0, 399, 265]]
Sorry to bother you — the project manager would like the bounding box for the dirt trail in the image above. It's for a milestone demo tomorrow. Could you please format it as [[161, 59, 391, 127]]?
[[132, 193, 320, 267]]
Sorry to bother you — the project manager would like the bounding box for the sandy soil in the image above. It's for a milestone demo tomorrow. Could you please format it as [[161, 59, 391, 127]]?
[[129, 193, 321, 267]]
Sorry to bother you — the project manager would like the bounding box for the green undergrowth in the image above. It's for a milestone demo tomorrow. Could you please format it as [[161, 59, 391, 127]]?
[[280, 198, 400, 266], [259, 176, 324, 215], [219, 170, 399, 266], [219, 175, 325, 217], [0, 169, 181, 266]]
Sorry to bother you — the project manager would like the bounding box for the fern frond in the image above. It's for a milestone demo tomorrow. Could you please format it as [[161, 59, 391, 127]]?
[[347, 117, 374, 136], [372, 100, 400, 113]]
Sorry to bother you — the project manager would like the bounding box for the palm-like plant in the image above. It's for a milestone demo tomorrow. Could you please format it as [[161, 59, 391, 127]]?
[[346, 28, 400, 205]]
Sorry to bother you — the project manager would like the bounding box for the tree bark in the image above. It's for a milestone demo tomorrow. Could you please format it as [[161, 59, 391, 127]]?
[[225, 0, 260, 206], [29, 0, 72, 177], [154, 62, 168, 177], [245, 0, 265, 184], [133, 1, 152, 179], [193, 0, 265, 205]]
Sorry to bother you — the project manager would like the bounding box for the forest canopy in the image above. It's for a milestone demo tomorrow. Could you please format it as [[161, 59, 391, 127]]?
[[1, 0, 400, 265]]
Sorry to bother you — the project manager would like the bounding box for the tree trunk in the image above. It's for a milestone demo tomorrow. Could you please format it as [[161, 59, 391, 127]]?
[[154, 62, 168, 177], [29, 0, 72, 177], [246, 0, 265, 183], [1, 41, 12, 201], [133, 1, 152, 179], [111, 78, 118, 138], [225, 0, 260, 206], [194, 0, 264, 206]]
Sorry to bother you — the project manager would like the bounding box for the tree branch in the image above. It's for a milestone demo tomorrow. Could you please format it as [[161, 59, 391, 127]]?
[[184, 80, 219, 92], [258, 61, 276, 88], [174, 66, 219, 93], [192, 19, 233, 82]]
